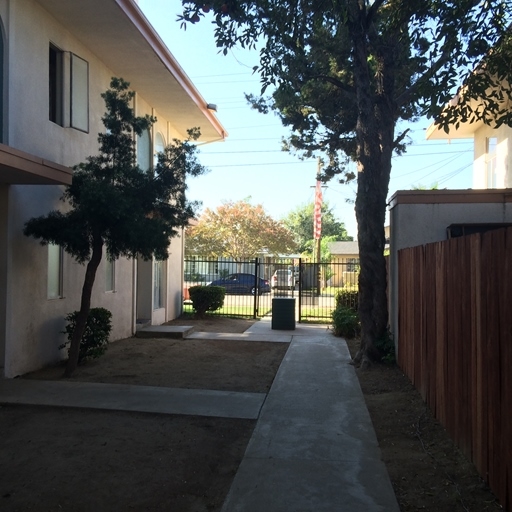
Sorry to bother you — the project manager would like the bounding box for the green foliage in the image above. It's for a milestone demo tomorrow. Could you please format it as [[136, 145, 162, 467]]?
[[60, 308, 112, 363], [411, 183, 441, 190], [302, 235, 339, 262], [184, 272, 207, 282], [181, 1, 512, 175], [331, 306, 360, 339], [185, 200, 297, 260], [283, 202, 353, 253], [374, 329, 396, 365], [335, 289, 359, 311], [189, 285, 226, 316]]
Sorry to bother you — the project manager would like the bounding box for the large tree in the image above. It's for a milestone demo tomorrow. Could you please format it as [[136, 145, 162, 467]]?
[[24, 78, 206, 376], [180, 0, 512, 367], [283, 201, 353, 253], [186, 199, 297, 261]]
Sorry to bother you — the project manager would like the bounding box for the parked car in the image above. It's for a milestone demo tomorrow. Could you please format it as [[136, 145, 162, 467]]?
[[208, 273, 271, 295], [271, 269, 295, 290]]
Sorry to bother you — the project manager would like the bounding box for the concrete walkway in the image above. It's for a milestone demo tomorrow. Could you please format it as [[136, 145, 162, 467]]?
[[221, 318, 399, 511], [0, 379, 266, 419], [0, 317, 399, 511]]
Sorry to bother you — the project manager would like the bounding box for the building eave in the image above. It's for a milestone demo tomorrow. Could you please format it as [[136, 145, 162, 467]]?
[[0, 143, 72, 185], [36, 0, 227, 142], [388, 189, 512, 210]]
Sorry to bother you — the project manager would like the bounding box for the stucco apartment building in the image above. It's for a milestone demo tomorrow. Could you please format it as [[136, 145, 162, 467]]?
[[0, 0, 226, 378]]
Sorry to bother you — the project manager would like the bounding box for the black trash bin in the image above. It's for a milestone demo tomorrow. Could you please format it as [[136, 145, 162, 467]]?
[[271, 297, 296, 330]]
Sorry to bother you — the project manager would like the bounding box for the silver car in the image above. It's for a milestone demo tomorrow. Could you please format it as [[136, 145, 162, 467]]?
[[271, 269, 295, 290]]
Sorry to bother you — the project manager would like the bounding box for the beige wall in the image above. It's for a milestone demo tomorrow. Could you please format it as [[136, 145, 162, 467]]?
[[0, 0, 191, 377], [329, 255, 359, 287], [473, 123, 511, 189]]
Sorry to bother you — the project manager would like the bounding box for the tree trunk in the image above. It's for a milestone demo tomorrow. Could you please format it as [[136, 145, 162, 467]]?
[[348, 1, 395, 368], [354, 161, 390, 368], [64, 236, 103, 377]]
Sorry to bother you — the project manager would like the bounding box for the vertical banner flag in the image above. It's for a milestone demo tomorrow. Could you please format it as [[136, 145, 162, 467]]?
[[313, 179, 322, 240]]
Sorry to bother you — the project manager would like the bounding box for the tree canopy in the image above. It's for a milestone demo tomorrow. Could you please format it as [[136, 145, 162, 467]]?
[[186, 200, 298, 260], [282, 201, 353, 253], [179, 0, 512, 367], [24, 78, 206, 375]]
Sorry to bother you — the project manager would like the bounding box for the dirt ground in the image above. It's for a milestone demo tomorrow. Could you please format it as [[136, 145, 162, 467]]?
[[0, 315, 503, 511], [345, 338, 502, 512]]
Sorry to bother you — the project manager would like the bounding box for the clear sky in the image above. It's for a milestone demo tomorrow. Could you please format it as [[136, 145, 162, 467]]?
[[138, 0, 474, 239]]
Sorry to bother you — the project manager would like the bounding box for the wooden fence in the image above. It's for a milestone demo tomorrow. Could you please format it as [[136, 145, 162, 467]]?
[[397, 227, 512, 511]]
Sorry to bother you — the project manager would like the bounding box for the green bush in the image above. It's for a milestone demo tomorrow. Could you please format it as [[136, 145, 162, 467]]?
[[331, 306, 360, 339], [374, 329, 396, 364], [335, 289, 359, 311], [188, 285, 225, 316], [60, 307, 112, 363]]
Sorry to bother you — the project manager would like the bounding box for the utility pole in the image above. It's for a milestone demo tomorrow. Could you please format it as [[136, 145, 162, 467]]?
[[313, 158, 323, 295]]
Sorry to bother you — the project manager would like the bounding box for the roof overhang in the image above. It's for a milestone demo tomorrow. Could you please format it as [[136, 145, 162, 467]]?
[[0, 143, 72, 185], [426, 94, 487, 140], [389, 189, 512, 209], [36, 0, 227, 142], [425, 69, 506, 141], [426, 119, 482, 140]]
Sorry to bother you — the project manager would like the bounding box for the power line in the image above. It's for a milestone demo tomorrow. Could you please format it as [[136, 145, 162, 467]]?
[[205, 160, 312, 168], [190, 72, 254, 79], [390, 152, 465, 180]]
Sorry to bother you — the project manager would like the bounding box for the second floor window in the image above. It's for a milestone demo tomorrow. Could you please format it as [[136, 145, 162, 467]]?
[[49, 45, 63, 125], [486, 137, 498, 189], [49, 45, 89, 131], [70, 53, 89, 132], [137, 128, 152, 171]]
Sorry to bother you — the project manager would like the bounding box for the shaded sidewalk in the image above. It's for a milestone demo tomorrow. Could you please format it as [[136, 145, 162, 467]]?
[[222, 318, 399, 511]]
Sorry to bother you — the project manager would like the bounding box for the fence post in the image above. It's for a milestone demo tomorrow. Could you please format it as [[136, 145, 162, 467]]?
[[253, 258, 259, 319], [298, 258, 302, 323]]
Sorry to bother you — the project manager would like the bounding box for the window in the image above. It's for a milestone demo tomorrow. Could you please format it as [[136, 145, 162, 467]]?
[[47, 243, 63, 299], [49, 46, 88, 131], [347, 258, 359, 272], [153, 132, 166, 168], [486, 137, 498, 189], [153, 259, 164, 310], [49, 45, 63, 125], [70, 53, 89, 132], [105, 259, 115, 292], [137, 128, 152, 172]]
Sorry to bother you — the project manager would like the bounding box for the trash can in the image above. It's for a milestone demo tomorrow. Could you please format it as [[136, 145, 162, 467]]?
[[271, 297, 296, 330]]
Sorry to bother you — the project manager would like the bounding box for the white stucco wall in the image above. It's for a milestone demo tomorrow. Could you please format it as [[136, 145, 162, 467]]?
[[472, 123, 512, 189], [389, 189, 512, 353], [167, 232, 185, 320], [0, 0, 191, 377]]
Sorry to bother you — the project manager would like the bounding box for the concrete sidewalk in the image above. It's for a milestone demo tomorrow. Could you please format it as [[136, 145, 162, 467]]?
[[0, 317, 399, 511], [221, 318, 399, 511], [0, 379, 266, 419]]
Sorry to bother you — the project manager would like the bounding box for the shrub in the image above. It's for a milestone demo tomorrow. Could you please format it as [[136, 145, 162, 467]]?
[[188, 285, 225, 316], [331, 306, 360, 339], [60, 307, 112, 363], [335, 289, 359, 311], [374, 329, 396, 364]]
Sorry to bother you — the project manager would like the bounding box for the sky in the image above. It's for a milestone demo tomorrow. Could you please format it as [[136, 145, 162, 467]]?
[[137, 0, 475, 239]]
